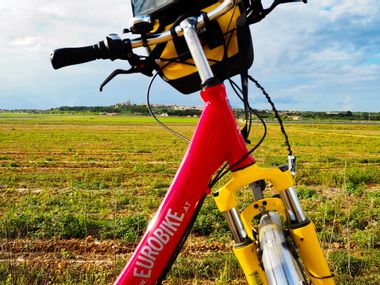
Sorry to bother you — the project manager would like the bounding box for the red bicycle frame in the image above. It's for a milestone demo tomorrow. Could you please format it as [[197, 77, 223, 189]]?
[[114, 83, 255, 284]]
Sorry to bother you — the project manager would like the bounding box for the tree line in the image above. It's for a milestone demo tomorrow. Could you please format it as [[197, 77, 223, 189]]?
[[4, 103, 379, 121]]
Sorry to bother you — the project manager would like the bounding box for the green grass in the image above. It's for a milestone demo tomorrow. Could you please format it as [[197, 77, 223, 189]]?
[[0, 112, 379, 284], [0, 112, 199, 125]]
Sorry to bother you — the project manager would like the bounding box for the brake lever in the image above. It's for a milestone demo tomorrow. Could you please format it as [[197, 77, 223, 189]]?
[[99, 57, 156, 92], [266, 0, 307, 14], [100, 68, 138, 92], [99, 46, 156, 92], [247, 0, 307, 24]]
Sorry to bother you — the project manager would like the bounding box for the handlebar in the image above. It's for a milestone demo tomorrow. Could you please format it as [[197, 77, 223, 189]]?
[[51, 46, 98, 70], [50, 0, 307, 70], [50, 34, 131, 70], [50, 0, 236, 70]]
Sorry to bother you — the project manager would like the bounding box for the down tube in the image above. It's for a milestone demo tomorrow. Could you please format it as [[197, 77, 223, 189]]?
[[114, 84, 254, 285]]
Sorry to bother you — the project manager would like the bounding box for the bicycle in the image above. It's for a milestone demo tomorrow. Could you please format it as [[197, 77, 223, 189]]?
[[50, 0, 335, 284]]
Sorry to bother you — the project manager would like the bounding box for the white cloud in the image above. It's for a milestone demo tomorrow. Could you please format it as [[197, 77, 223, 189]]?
[[10, 36, 45, 50], [248, 0, 380, 111], [341, 95, 353, 111], [329, 0, 379, 21], [0, 1, 379, 110], [37, 3, 70, 17]]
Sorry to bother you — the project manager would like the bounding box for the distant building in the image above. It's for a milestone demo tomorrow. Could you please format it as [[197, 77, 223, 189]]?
[[99, 112, 118, 116], [172, 105, 202, 111]]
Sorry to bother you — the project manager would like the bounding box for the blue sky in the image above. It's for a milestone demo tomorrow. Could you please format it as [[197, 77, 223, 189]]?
[[0, 0, 379, 111]]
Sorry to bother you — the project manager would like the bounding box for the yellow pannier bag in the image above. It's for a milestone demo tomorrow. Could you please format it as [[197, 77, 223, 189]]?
[[131, 0, 254, 93]]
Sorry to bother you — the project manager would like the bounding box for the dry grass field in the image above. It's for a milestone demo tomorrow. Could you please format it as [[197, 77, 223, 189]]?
[[0, 112, 379, 284]]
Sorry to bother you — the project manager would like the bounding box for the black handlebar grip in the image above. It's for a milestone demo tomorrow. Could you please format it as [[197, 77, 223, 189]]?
[[50, 45, 98, 69]]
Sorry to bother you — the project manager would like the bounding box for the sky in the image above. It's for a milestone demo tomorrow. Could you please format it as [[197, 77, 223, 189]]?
[[0, 0, 379, 111]]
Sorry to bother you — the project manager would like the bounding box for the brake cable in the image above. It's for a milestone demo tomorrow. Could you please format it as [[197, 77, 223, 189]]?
[[208, 77, 267, 188], [248, 75, 293, 156], [146, 67, 191, 143], [147, 62, 292, 187], [208, 75, 293, 188]]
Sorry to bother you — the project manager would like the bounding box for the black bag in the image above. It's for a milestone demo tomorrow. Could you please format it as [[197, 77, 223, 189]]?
[[131, 0, 254, 94]]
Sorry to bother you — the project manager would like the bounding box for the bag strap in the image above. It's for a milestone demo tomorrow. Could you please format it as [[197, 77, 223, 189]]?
[[170, 13, 198, 60], [236, 11, 253, 143]]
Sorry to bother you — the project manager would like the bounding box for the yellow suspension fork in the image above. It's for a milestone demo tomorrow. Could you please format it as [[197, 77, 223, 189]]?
[[213, 163, 335, 285]]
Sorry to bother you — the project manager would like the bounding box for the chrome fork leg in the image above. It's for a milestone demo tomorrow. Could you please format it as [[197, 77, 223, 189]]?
[[224, 208, 249, 244], [280, 187, 308, 225], [282, 156, 308, 225]]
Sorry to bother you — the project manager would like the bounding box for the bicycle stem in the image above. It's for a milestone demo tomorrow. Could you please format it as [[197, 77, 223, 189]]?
[[181, 18, 214, 83]]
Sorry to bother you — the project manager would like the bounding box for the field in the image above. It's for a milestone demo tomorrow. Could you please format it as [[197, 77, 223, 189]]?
[[0, 112, 379, 284]]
